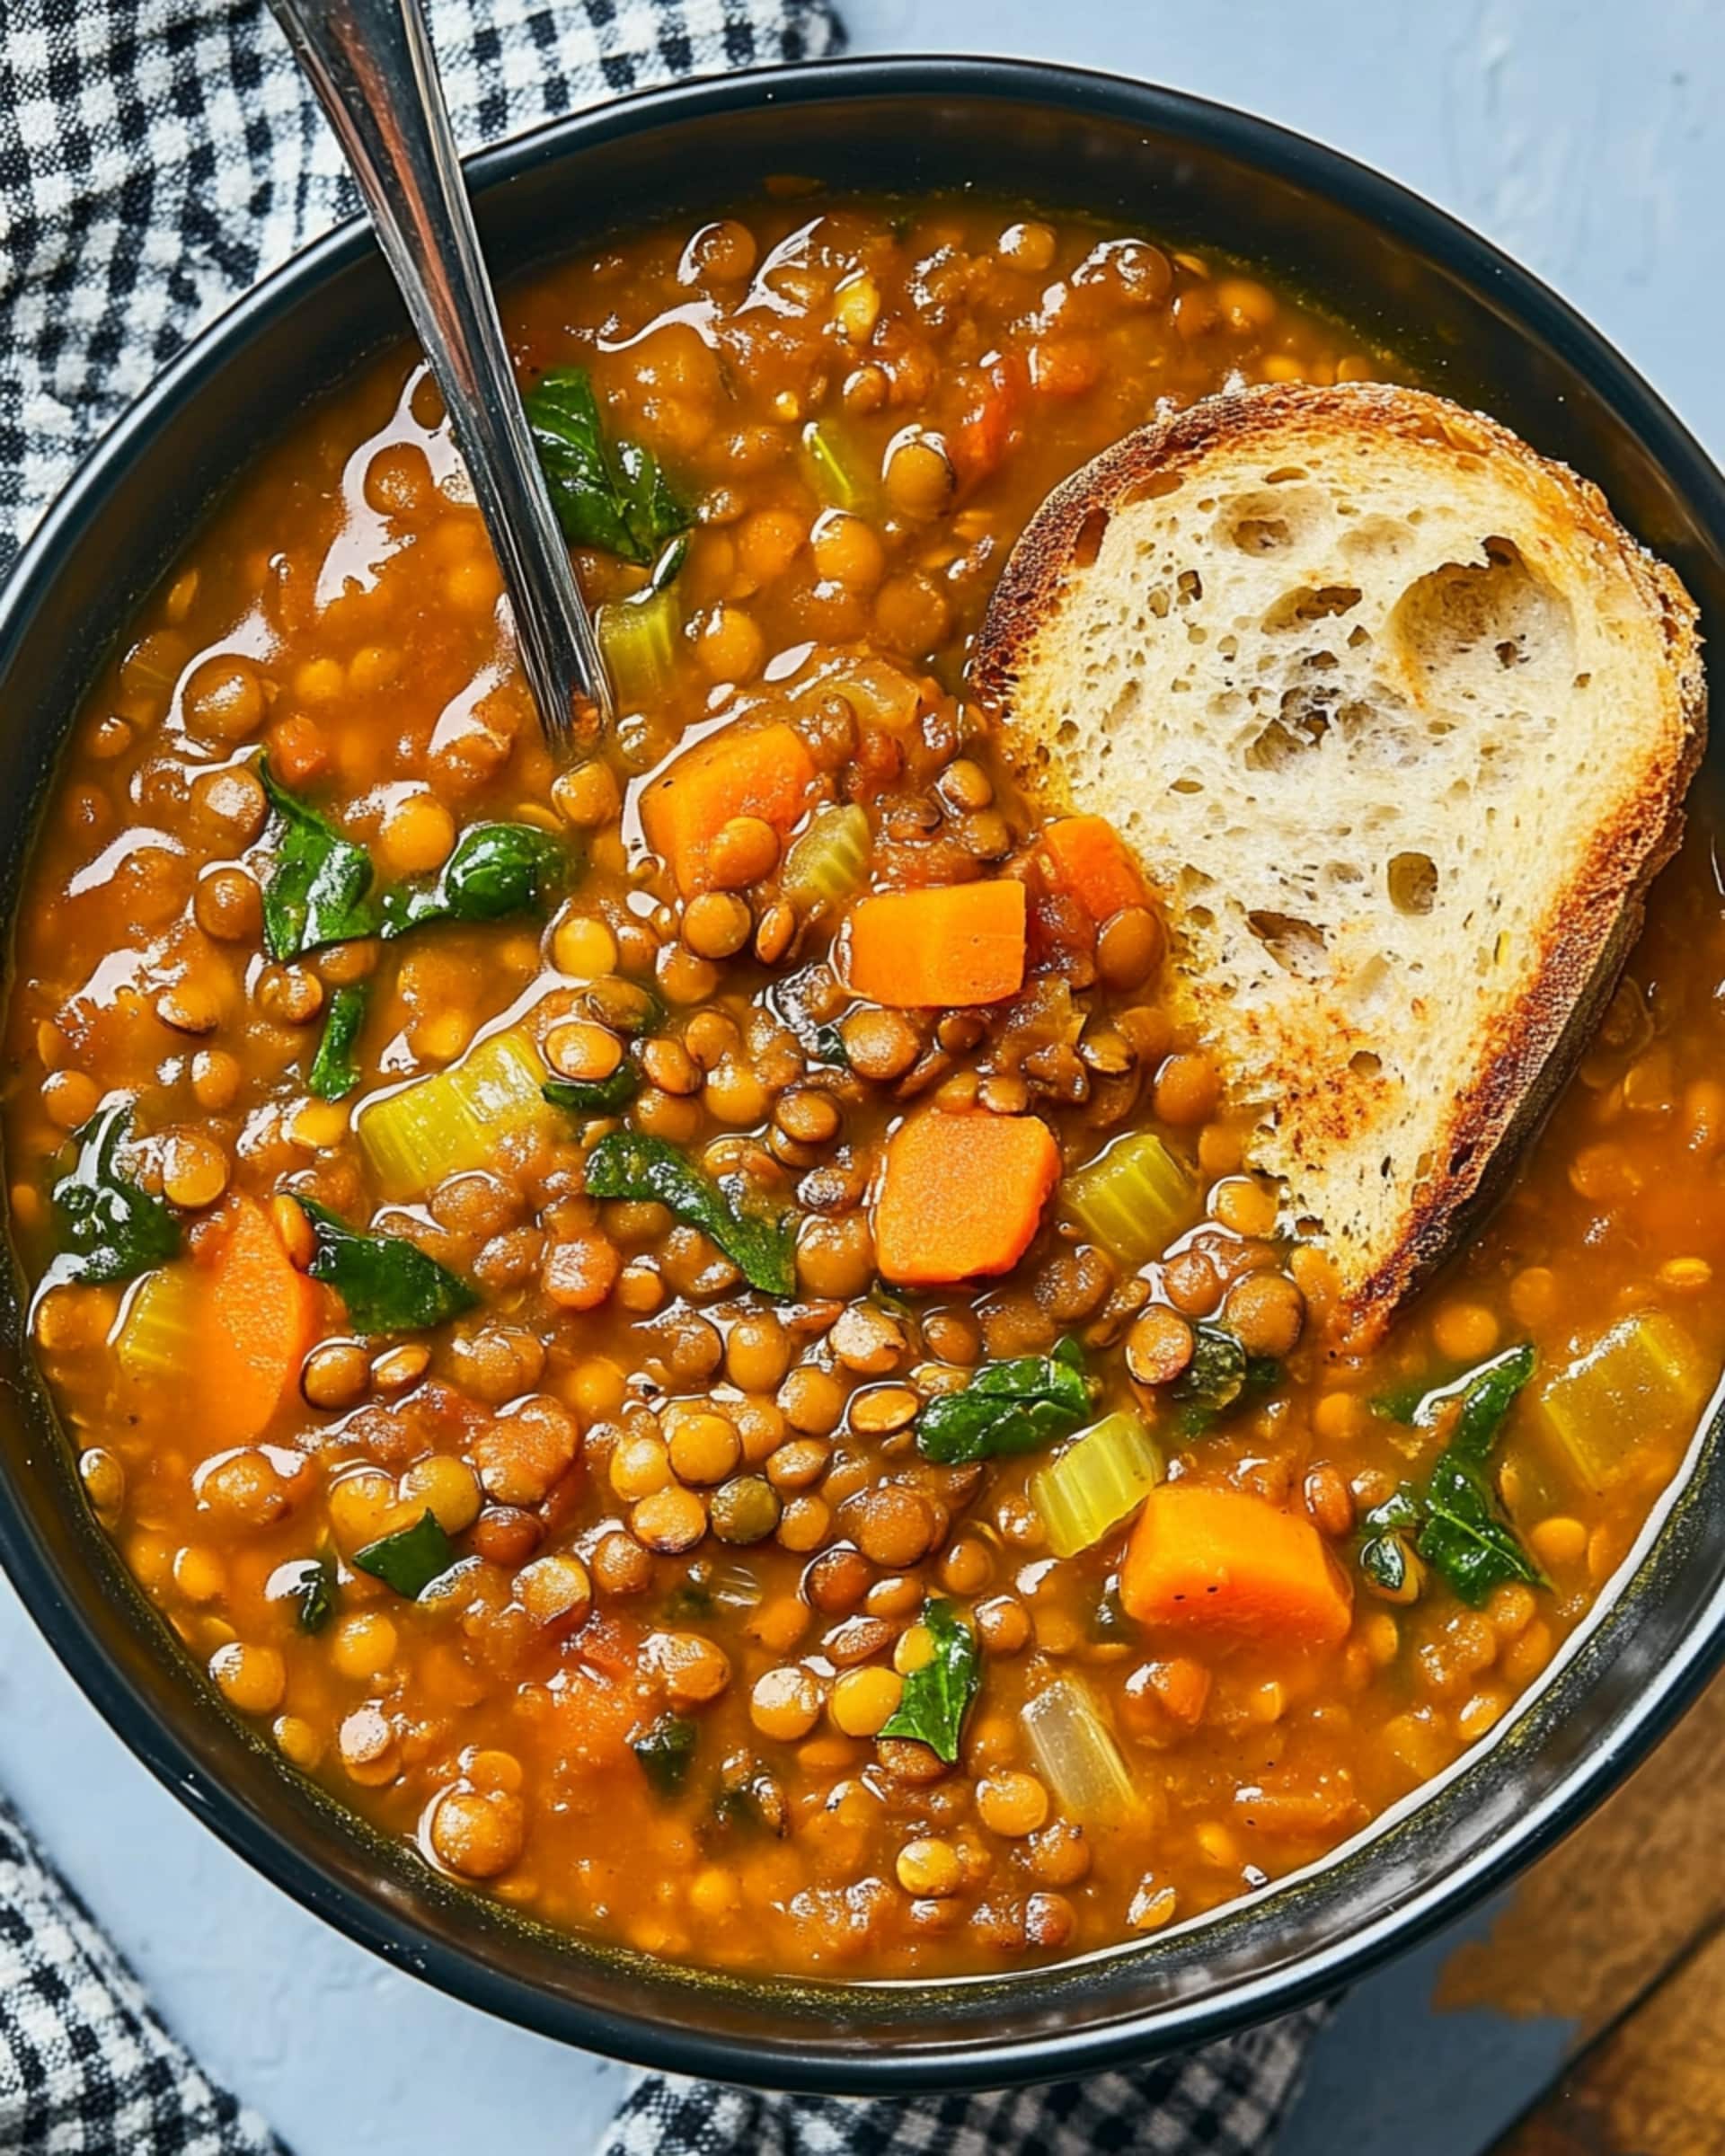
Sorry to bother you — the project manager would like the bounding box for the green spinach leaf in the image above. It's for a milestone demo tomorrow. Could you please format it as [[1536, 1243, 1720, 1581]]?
[[765, 968, 848, 1067], [1355, 1350, 1545, 1607], [647, 532, 690, 594], [1358, 1531, 1418, 1598], [915, 1338, 1090, 1465], [1416, 1346, 1545, 1604], [582, 1132, 795, 1297], [879, 1600, 979, 1764], [664, 1578, 714, 1621], [569, 976, 665, 1038], [307, 985, 368, 1101], [1091, 1580, 1133, 1642], [50, 1100, 181, 1285], [1357, 1486, 1424, 1600], [380, 822, 566, 940], [524, 367, 691, 565], [708, 1770, 790, 1841], [1369, 1368, 1461, 1424], [1361, 1485, 1424, 1535], [295, 1197, 477, 1335], [353, 1510, 456, 1599], [543, 1063, 641, 1117], [1169, 1324, 1280, 1434], [286, 1549, 338, 1633], [1406, 1348, 1535, 1438], [632, 1713, 698, 1794], [260, 759, 378, 961]]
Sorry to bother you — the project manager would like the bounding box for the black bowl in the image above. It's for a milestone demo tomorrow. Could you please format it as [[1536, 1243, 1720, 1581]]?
[[1, 56, 1722, 2094]]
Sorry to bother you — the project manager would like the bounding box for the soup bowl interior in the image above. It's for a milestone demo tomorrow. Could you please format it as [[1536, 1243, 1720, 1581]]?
[[1, 57, 1723, 2091]]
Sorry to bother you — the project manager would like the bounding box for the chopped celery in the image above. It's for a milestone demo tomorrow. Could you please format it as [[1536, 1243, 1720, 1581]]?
[[358, 1024, 556, 1198], [783, 803, 871, 910], [1063, 1131, 1197, 1268], [801, 420, 872, 511], [457, 1027, 553, 1127], [357, 1072, 484, 1200], [1023, 1676, 1139, 1825], [117, 1264, 202, 1383], [1535, 1311, 1711, 1494], [597, 585, 680, 709], [1031, 1412, 1164, 1559]]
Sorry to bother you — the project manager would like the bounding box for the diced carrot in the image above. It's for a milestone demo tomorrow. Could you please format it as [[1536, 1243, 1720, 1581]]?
[[1040, 815, 1146, 923], [1120, 1485, 1354, 1650], [574, 1611, 641, 1681], [553, 1666, 640, 1772], [1234, 1773, 1365, 1839], [1143, 1655, 1214, 1731], [263, 711, 330, 787], [845, 879, 1026, 1007], [875, 1108, 1060, 1286], [948, 354, 1027, 490], [200, 1196, 321, 1447], [1122, 1652, 1215, 1746], [639, 720, 817, 895]]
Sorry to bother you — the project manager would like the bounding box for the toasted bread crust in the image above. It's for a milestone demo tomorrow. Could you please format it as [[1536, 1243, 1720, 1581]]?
[[974, 383, 1707, 1336]]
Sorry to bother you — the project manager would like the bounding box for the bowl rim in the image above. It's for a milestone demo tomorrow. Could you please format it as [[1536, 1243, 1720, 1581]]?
[[3, 49, 1724, 2094]]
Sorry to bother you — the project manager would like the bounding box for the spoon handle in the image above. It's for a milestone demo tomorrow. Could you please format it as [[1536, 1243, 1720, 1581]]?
[[269, 0, 612, 740]]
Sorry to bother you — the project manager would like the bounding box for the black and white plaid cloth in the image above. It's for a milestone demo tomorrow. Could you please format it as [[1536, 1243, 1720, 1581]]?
[[596, 2010, 1331, 2156], [0, 0, 840, 571], [0, 0, 1333, 2147], [0, 1797, 286, 2155]]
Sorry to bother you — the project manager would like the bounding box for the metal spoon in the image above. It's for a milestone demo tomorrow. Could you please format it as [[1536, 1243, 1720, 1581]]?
[[268, 0, 613, 742]]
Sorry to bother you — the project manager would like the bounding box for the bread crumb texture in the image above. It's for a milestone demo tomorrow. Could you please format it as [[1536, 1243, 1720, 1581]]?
[[980, 384, 1706, 1333]]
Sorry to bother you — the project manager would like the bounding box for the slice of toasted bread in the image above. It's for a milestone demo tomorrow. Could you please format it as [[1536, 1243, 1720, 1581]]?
[[974, 383, 1705, 1339]]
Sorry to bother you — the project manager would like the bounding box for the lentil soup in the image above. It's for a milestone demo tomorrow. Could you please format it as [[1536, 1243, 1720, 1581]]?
[[5, 196, 1720, 1979]]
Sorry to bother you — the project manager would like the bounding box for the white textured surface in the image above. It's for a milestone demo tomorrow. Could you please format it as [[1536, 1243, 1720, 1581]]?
[[3, 4, 1718, 2151]]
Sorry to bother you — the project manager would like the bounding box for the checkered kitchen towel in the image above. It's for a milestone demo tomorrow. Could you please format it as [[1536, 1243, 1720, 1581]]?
[[0, 1798, 286, 2155], [0, 0, 1332, 2147], [596, 2010, 1331, 2155], [0, 0, 840, 572]]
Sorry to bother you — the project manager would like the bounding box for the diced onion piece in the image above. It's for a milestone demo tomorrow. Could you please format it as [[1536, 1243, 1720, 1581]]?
[[801, 420, 871, 512], [792, 655, 922, 732], [707, 1562, 764, 1610], [358, 1025, 555, 1199], [1535, 1311, 1711, 1494], [1063, 1131, 1196, 1268], [1023, 1676, 1139, 1825], [117, 1264, 203, 1383], [783, 803, 871, 910], [1031, 1411, 1164, 1559]]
